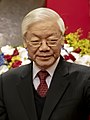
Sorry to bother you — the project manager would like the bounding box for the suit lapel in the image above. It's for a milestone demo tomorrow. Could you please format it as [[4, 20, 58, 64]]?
[[41, 57, 71, 120], [16, 64, 37, 120], [16, 57, 72, 120]]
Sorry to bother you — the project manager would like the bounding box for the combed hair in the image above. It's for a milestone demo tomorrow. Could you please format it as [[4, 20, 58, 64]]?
[[21, 7, 66, 37]]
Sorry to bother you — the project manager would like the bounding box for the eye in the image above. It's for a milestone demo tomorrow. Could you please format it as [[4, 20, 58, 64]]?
[[31, 40, 39, 42], [47, 39, 58, 43], [30, 40, 41, 45], [50, 39, 58, 42]]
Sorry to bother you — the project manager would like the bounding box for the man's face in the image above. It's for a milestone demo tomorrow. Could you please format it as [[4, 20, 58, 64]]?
[[24, 20, 63, 69]]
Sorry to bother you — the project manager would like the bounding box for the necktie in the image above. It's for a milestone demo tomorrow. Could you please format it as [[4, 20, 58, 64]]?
[[37, 70, 49, 97]]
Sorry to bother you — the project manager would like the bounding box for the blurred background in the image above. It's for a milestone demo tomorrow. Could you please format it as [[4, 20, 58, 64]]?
[[0, 0, 45, 47], [0, 0, 90, 48], [46, 0, 90, 39]]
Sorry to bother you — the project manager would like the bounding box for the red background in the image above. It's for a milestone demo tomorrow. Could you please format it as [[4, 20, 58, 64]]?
[[46, 0, 90, 38]]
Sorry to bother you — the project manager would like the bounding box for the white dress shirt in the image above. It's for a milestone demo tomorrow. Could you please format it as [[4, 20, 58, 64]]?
[[33, 57, 60, 90]]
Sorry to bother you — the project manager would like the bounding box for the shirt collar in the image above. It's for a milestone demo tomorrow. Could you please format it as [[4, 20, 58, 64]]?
[[33, 57, 60, 79]]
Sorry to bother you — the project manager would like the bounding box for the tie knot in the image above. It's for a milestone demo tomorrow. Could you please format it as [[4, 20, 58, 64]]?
[[37, 70, 49, 81]]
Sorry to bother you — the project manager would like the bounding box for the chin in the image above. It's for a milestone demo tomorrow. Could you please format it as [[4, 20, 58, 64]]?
[[36, 60, 55, 69], [35, 56, 56, 68]]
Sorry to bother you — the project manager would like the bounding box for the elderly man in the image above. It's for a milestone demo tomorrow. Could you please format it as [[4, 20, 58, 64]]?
[[0, 7, 90, 120]]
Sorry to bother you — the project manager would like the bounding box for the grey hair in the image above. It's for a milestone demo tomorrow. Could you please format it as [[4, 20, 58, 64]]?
[[21, 7, 66, 37]]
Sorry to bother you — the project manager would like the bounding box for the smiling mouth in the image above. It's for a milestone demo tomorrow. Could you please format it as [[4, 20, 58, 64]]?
[[37, 55, 51, 60]]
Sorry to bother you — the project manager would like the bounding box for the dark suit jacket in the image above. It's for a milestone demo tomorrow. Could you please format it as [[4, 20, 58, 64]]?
[[0, 57, 90, 120]]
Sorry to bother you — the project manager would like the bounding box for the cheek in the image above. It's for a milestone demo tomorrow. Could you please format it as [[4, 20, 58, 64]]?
[[27, 46, 37, 59], [53, 46, 61, 57]]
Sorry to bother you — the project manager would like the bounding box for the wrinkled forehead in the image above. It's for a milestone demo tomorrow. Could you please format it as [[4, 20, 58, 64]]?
[[25, 20, 62, 37], [28, 20, 61, 31], [22, 14, 65, 37]]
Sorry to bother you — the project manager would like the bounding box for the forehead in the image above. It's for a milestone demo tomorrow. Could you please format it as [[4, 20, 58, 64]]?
[[27, 20, 61, 36]]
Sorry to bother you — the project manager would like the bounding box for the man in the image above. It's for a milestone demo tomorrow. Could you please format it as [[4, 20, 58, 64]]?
[[0, 7, 90, 120]]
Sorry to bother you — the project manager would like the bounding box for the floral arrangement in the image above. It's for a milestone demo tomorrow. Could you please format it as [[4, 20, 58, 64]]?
[[0, 45, 30, 75], [61, 28, 90, 66], [0, 28, 90, 74]]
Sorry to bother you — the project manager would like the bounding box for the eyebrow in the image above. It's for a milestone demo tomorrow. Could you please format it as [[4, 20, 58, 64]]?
[[32, 33, 60, 39]]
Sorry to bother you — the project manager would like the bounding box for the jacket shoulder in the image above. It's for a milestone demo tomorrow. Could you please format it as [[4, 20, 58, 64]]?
[[0, 63, 32, 81]]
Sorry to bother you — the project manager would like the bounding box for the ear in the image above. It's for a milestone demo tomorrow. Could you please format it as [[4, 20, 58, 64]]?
[[23, 41, 27, 48], [23, 36, 27, 48], [61, 36, 65, 46]]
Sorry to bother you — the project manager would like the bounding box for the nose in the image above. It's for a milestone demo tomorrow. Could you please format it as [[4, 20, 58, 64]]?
[[39, 40, 50, 51]]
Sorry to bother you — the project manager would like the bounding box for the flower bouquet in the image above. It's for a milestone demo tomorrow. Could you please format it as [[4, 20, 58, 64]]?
[[0, 45, 30, 75], [61, 28, 90, 66]]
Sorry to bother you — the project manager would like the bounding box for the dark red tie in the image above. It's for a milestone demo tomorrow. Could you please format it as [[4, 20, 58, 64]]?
[[37, 70, 49, 97]]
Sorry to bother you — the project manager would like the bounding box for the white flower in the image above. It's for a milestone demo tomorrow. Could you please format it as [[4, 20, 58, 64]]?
[[0, 65, 9, 75], [61, 46, 90, 67], [21, 59, 31, 65], [67, 59, 74, 63], [0, 45, 31, 74], [17, 46, 29, 59], [1, 45, 15, 55], [61, 48, 69, 56], [17, 46, 31, 65], [64, 44, 74, 53], [75, 55, 90, 66]]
